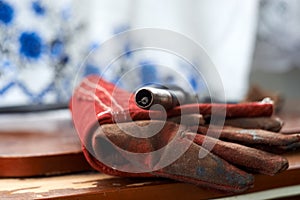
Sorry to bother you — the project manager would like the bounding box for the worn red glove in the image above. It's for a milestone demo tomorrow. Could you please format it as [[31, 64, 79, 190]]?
[[70, 75, 277, 193]]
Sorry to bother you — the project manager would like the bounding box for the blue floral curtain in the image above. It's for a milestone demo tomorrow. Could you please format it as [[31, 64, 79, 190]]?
[[1, 0, 263, 105], [0, 0, 88, 107]]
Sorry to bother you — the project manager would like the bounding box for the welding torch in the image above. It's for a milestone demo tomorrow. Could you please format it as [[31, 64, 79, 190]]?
[[134, 85, 198, 110]]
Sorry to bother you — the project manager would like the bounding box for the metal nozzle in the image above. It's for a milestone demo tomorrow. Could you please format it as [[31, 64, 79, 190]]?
[[135, 86, 186, 110]]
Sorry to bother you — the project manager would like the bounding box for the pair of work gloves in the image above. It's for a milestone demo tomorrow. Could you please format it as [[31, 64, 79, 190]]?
[[71, 75, 300, 193]]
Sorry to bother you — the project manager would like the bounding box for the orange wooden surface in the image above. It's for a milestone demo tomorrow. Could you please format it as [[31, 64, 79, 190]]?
[[0, 114, 92, 177], [0, 151, 299, 200]]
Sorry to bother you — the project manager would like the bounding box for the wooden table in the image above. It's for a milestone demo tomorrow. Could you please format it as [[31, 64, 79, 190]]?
[[0, 151, 299, 200]]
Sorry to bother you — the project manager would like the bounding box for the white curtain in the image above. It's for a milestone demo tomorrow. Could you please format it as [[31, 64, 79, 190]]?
[[88, 0, 259, 101]]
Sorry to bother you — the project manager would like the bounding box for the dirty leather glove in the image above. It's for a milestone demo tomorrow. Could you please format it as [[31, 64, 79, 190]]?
[[70, 75, 286, 193], [89, 120, 254, 193]]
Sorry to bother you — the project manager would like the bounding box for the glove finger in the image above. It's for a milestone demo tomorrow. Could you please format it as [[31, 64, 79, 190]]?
[[154, 139, 254, 193], [186, 132, 288, 175], [222, 117, 284, 132], [168, 114, 205, 126], [169, 101, 273, 118], [194, 126, 300, 152]]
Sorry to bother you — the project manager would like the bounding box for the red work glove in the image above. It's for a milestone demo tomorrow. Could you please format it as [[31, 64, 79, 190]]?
[[70, 75, 277, 193]]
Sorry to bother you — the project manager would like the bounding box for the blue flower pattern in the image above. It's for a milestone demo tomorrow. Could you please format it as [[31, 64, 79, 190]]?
[[139, 61, 158, 84], [0, 1, 87, 106], [19, 32, 43, 59], [83, 64, 101, 77], [50, 39, 64, 57], [32, 1, 45, 16], [0, 1, 14, 25]]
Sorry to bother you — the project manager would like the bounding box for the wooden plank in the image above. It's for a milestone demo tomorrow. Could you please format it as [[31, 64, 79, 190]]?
[[0, 151, 300, 200], [0, 111, 92, 177]]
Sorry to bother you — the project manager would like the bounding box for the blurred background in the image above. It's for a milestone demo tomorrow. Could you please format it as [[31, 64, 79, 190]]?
[[0, 0, 300, 108], [252, 0, 300, 100]]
